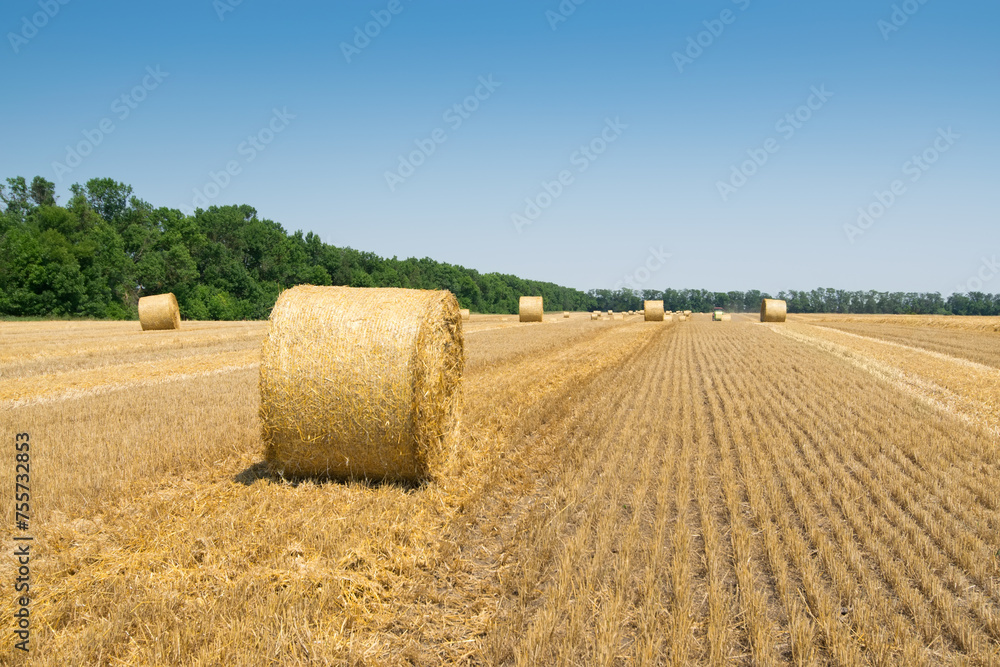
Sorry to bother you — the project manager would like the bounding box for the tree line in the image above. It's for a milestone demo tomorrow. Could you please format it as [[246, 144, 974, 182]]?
[[1, 176, 997, 319]]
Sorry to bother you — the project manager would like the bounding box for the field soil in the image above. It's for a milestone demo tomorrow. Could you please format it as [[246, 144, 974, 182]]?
[[2, 313, 999, 665]]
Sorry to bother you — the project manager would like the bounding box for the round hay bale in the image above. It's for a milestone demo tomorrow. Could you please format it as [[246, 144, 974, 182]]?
[[721, 313, 732, 321], [519, 296, 543, 322], [760, 298, 787, 323], [613, 312, 624, 321], [259, 285, 464, 482], [563, 311, 570, 318], [683, 310, 692, 316], [644, 300, 665, 322], [590, 312, 599, 320], [138, 293, 181, 331], [460, 308, 470, 321], [607, 310, 613, 317]]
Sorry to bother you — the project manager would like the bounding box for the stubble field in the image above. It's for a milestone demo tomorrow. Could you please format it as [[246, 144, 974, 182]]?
[[2, 312, 999, 665]]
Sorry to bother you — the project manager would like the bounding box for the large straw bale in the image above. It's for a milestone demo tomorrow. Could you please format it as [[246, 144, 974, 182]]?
[[460, 308, 470, 320], [138, 293, 181, 331], [590, 312, 599, 320], [760, 298, 787, 323], [259, 285, 464, 482], [644, 300, 665, 321], [721, 313, 732, 321], [563, 311, 570, 318], [519, 296, 543, 322]]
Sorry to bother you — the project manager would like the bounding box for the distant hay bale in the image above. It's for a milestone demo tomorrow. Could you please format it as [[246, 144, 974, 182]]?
[[760, 298, 787, 323], [613, 313, 624, 321], [683, 310, 692, 316], [138, 293, 181, 331], [259, 285, 464, 482], [644, 300, 664, 322], [519, 296, 543, 322], [721, 313, 732, 321], [459, 308, 470, 320], [563, 311, 570, 318], [590, 312, 599, 320]]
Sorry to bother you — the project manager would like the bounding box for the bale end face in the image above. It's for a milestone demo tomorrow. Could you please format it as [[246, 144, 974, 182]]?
[[760, 298, 787, 323], [260, 285, 464, 482], [138, 293, 181, 331], [519, 296, 543, 322], [460, 308, 470, 321]]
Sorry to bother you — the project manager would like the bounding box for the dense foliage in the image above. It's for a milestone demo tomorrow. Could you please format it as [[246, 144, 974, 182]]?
[[594, 287, 1000, 316], [2, 176, 997, 319]]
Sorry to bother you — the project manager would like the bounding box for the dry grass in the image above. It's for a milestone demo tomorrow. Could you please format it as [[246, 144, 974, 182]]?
[[1, 316, 999, 664]]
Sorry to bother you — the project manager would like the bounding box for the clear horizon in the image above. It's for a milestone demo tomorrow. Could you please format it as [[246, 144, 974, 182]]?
[[2, 0, 997, 295]]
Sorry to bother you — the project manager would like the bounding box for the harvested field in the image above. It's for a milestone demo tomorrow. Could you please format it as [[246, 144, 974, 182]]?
[[2, 314, 999, 665]]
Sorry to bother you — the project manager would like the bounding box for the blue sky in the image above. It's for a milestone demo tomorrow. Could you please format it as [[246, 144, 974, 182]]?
[[2, 0, 997, 294]]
